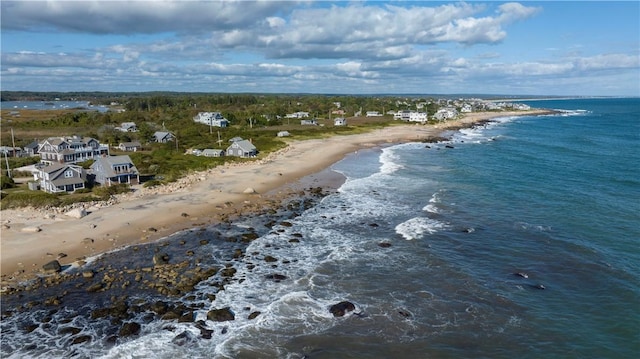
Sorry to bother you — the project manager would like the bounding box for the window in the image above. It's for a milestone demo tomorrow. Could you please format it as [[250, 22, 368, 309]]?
[[64, 170, 74, 178]]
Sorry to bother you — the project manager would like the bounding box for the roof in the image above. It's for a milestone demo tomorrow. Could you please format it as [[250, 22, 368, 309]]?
[[119, 141, 141, 147], [229, 139, 257, 152], [91, 155, 138, 177], [40, 163, 85, 186]]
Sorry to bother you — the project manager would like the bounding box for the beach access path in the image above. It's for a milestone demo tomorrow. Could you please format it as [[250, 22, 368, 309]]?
[[0, 110, 553, 285]]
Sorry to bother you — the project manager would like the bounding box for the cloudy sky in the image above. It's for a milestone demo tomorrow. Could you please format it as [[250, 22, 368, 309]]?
[[1, 1, 639, 96]]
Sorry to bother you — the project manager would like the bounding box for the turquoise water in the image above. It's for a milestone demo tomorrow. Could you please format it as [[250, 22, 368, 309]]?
[[2, 98, 638, 358]]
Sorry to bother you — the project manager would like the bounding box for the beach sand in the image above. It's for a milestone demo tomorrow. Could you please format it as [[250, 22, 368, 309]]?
[[0, 110, 553, 286]]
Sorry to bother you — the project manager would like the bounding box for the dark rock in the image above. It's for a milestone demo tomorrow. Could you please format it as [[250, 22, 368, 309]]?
[[86, 282, 104, 293], [172, 331, 196, 346], [248, 311, 261, 320], [207, 307, 235, 322], [220, 267, 237, 277], [378, 242, 392, 248], [59, 327, 82, 336], [71, 335, 92, 345], [329, 301, 356, 317], [150, 301, 169, 315], [264, 255, 278, 263], [153, 253, 170, 265], [181, 212, 189, 217], [42, 260, 61, 273], [265, 273, 287, 282], [118, 322, 141, 337]]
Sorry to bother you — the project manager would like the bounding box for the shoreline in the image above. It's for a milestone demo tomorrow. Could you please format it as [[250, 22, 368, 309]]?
[[0, 109, 555, 288]]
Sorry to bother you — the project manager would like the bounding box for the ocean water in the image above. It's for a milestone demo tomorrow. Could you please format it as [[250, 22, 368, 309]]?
[[2, 98, 638, 358]]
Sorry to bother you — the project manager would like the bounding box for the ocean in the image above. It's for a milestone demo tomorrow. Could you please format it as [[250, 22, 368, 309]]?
[[1, 98, 638, 358]]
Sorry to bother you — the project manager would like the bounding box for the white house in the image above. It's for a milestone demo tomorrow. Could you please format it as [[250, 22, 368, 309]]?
[[334, 118, 347, 126], [285, 111, 310, 119], [433, 107, 458, 121], [277, 131, 291, 137], [193, 112, 229, 127], [34, 163, 86, 193], [366, 111, 382, 117], [117, 122, 138, 132]]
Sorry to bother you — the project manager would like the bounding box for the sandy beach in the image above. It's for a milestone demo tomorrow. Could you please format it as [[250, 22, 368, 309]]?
[[0, 110, 553, 286]]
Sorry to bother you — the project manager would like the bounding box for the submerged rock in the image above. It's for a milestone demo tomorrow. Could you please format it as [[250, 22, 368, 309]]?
[[329, 301, 356, 317], [207, 307, 235, 322]]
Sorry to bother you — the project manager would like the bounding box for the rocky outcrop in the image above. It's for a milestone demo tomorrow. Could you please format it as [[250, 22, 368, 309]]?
[[42, 260, 61, 273], [329, 301, 355, 317], [207, 307, 235, 322]]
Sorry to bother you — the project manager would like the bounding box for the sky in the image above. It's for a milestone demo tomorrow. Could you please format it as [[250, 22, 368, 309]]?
[[1, 0, 639, 96]]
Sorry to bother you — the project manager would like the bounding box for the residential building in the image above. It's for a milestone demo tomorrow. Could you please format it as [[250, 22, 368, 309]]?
[[226, 139, 257, 158], [334, 118, 347, 126], [153, 131, 174, 143], [193, 112, 229, 127], [34, 163, 86, 193], [90, 155, 140, 187], [23, 141, 40, 157], [277, 131, 291, 137], [201, 149, 225, 157], [366, 111, 383, 117], [38, 136, 109, 165], [285, 111, 310, 119], [117, 122, 138, 132], [300, 119, 318, 126], [118, 141, 142, 152]]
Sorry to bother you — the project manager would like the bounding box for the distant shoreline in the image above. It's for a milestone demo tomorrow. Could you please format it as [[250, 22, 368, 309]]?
[[0, 108, 556, 289]]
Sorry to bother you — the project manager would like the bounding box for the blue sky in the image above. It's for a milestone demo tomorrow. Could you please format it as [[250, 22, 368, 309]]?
[[1, 1, 638, 96]]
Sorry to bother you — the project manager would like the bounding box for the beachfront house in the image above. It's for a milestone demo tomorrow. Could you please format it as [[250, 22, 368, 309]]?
[[34, 163, 86, 193], [277, 131, 290, 137], [334, 118, 347, 126], [201, 149, 225, 157], [153, 131, 174, 143], [226, 139, 257, 158], [300, 119, 318, 126], [366, 111, 383, 117], [118, 141, 142, 152], [90, 155, 140, 187], [38, 136, 110, 166], [433, 107, 458, 121], [393, 110, 428, 123]]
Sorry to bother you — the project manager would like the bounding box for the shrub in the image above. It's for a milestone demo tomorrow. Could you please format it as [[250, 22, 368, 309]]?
[[0, 175, 15, 190], [143, 179, 163, 188], [0, 191, 60, 209]]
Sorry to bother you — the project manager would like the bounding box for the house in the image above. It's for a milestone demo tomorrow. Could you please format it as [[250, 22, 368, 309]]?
[[331, 109, 345, 115], [229, 136, 244, 143], [201, 149, 225, 157], [118, 141, 142, 152], [153, 131, 174, 143], [277, 131, 290, 137], [366, 111, 382, 117], [38, 136, 109, 165], [23, 141, 40, 157], [433, 107, 458, 121], [0, 146, 22, 157], [334, 118, 347, 126], [285, 111, 310, 119], [226, 140, 257, 158], [117, 122, 138, 132], [193, 112, 229, 127], [90, 155, 140, 187], [300, 119, 317, 126], [34, 163, 86, 193], [394, 110, 427, 123]]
